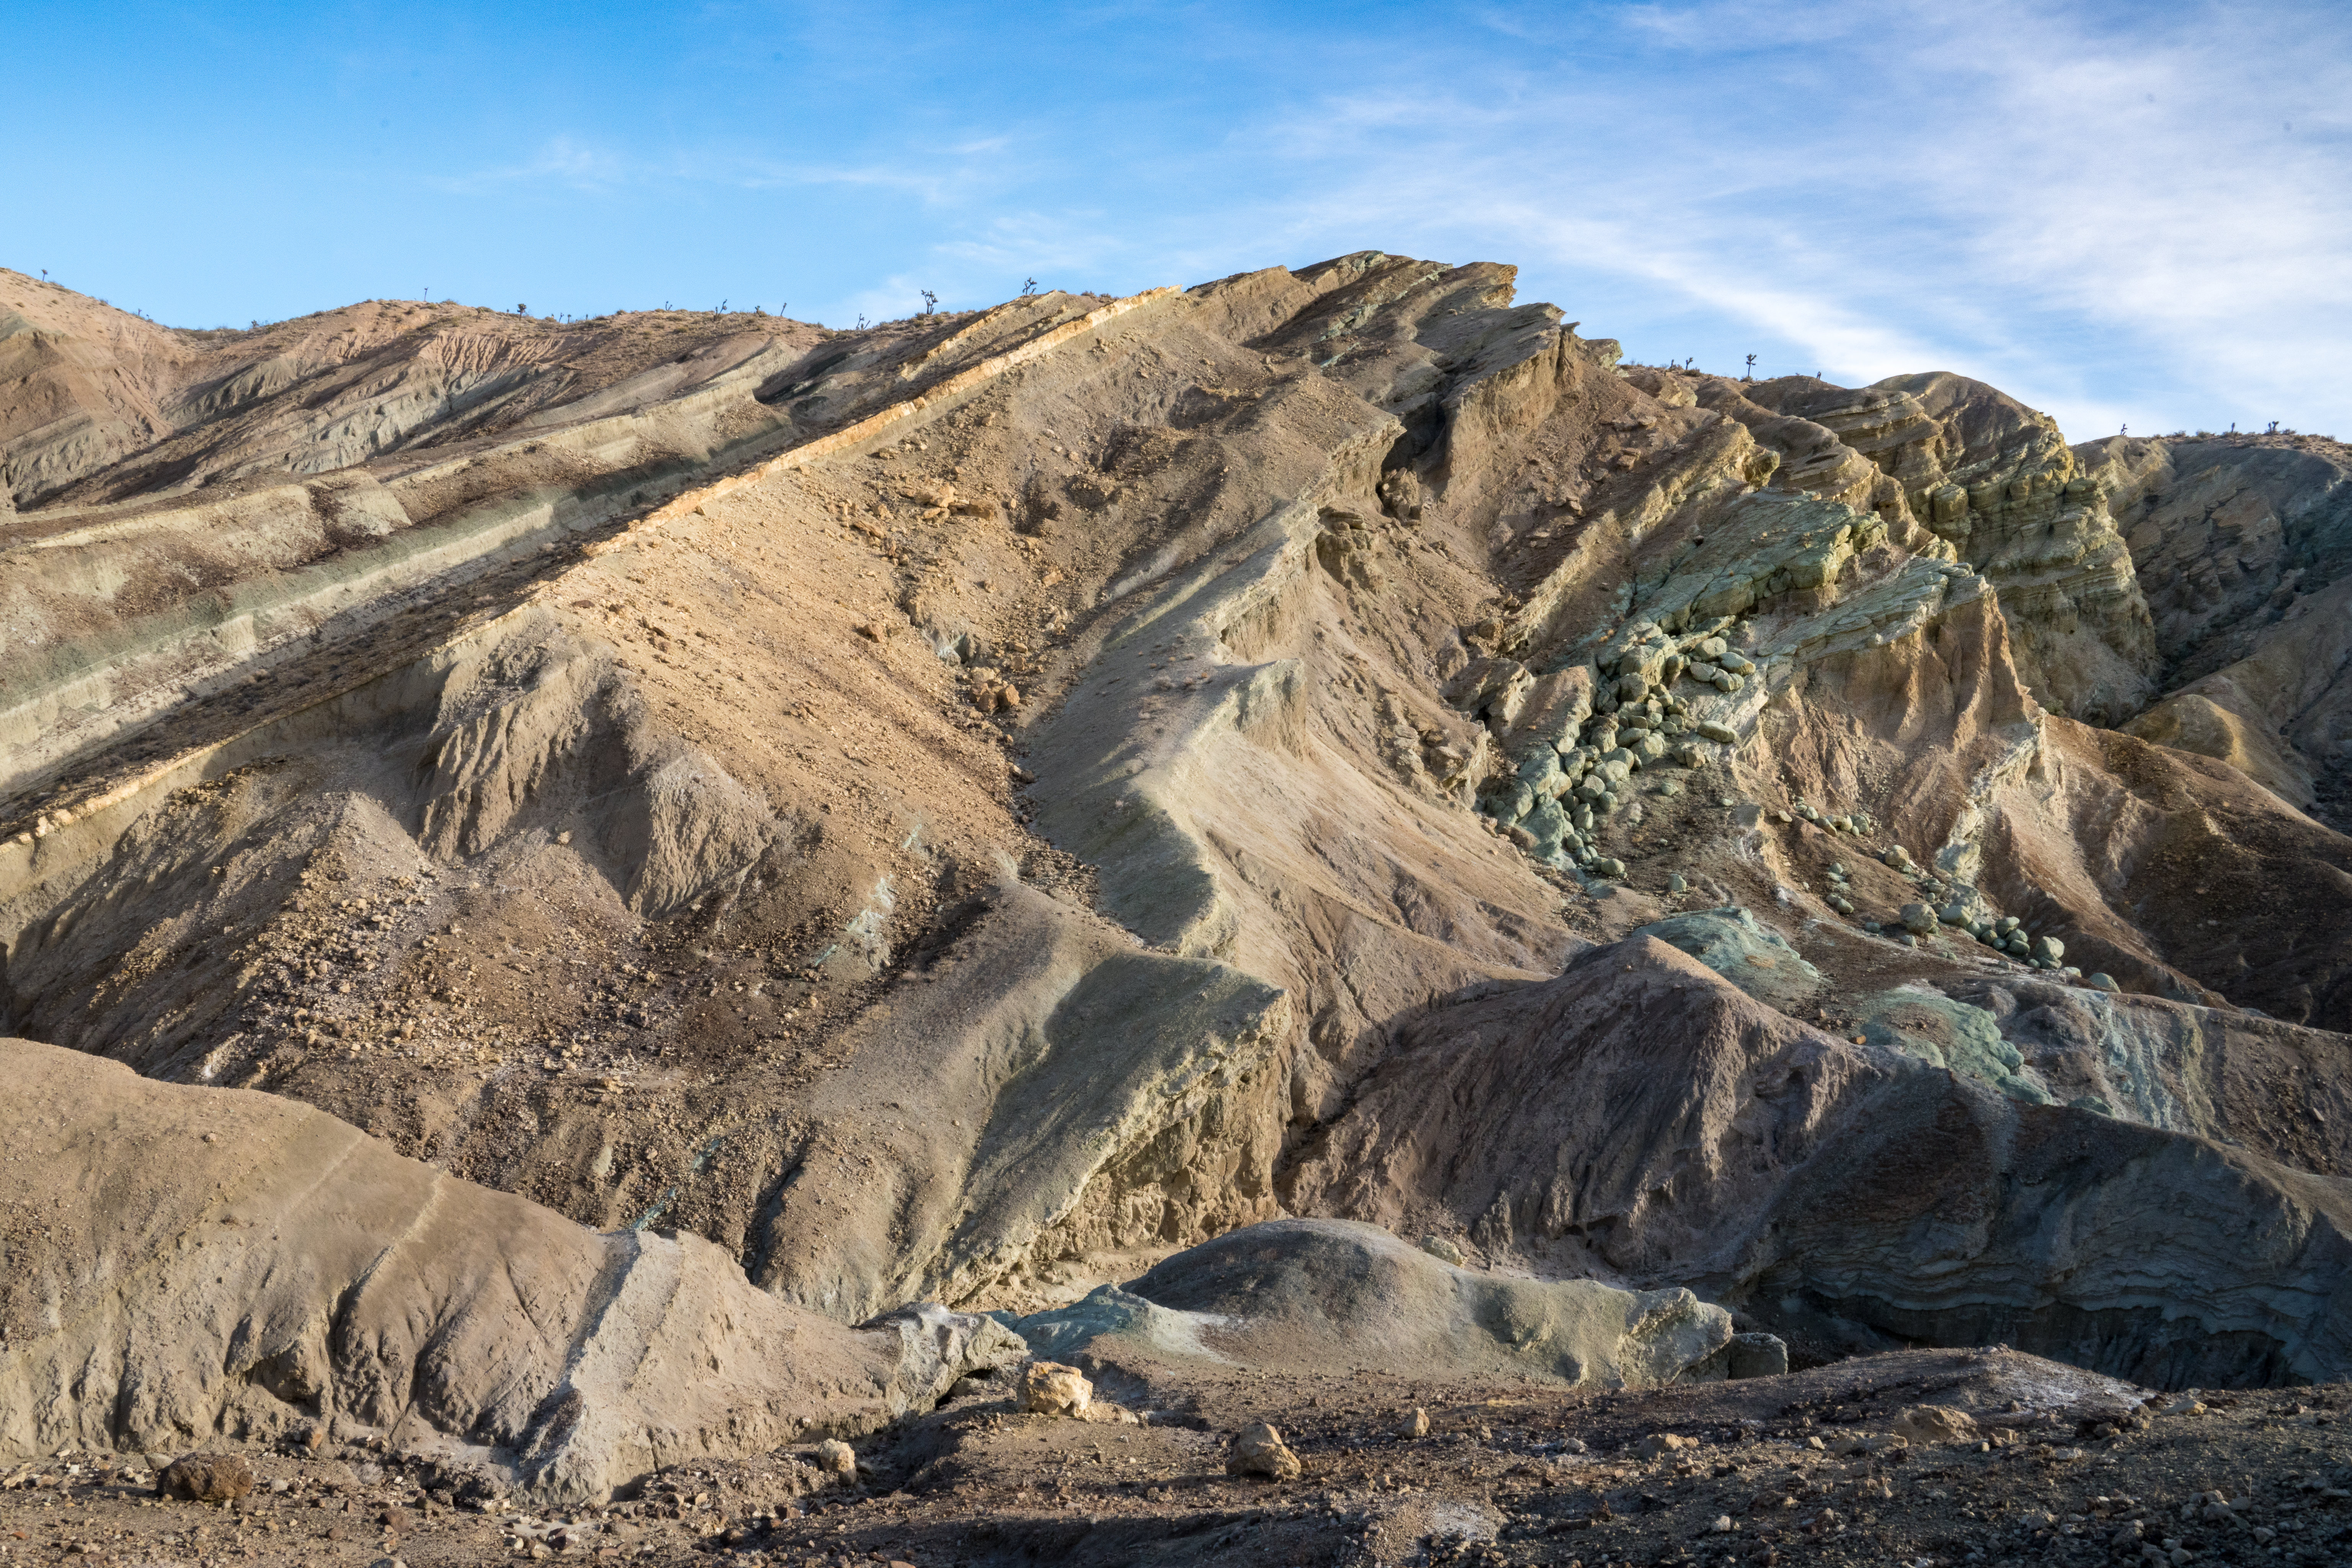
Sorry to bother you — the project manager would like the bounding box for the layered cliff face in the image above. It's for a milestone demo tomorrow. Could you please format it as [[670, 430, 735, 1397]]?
[[5, 252, 2352, 1478], [2079, 431, 2352, 817], [1718, 371, 2160, 726], [0, 268, 826, 509]]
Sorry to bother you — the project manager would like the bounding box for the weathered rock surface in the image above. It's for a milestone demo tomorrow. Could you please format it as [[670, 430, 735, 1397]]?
[[1016, 1362, 1094, 1418], [1725, 370, 2159, 725], [1635, 905, 1823, 1010], [155, 1454, 255, 1503], [2082, 431, 2352, 816], [1936, 973, 2352, 1174], [1016, 1218, 1730, 1388], [1225, 1421, 1302, 1480], [0, 1038, 1018, 1497], [5, 248, 2352, 1431], [1285, 935, 2352, 1387]]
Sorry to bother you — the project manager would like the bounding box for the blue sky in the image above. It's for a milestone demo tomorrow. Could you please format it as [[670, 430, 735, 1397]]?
[[7, 1, 2349, 441]]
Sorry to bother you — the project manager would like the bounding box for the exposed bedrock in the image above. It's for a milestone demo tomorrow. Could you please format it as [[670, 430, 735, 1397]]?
[[1669, 369, 2160, 727], [4, 251, 2352, 1413], [1285, 935, 2352, 1388], [2079, 433, 2352, 820], [0, 1039, 1019, 1495], [1013, 1218, 1734, 1389]]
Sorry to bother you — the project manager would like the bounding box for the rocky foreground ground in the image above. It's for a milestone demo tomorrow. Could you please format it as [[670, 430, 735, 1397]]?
[[6, 255, 2352, 1564], [5, 1353, 2349, 1568]]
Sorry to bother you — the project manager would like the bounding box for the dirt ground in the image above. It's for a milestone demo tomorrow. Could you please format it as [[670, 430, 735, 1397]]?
[[8, 1351, 2349, 1568]]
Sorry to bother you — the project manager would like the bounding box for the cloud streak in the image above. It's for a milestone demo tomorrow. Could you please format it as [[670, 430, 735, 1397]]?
[[13, 0, 2343, 438], [1197, 0, 2352, 438]]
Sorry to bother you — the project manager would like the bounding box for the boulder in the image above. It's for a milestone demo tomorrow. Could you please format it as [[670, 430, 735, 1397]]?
[[1499, 666, 1595, 762], [1487, 777, 1535, 822], [157, 1454, 254, 1504], [1515, 749, 1567, 800], [1725, 1332, 1790, 1379], [1520, 798, 1572, 861], [1018, 1361, 1094, 1417], [1226, 1422, 1302, 1480], [1690, 1330, 1792, 1380]]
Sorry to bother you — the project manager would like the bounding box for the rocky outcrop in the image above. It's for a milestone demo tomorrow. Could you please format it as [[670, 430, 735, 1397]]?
[[7, 251, 2352, 1407], [0, 1038, 1018, 1498], [1735, 372, 2158, 725], [2081, 433, 2352, 818], [1937, 973, 2352, 1176], [2080, 431, 2352, 686], [1287, 934, 2352, 1388], [1014, 1218, 1731, 1388]]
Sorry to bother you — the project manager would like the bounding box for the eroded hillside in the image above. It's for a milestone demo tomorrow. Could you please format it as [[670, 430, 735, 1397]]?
[[8, 253, 2352, 1514]]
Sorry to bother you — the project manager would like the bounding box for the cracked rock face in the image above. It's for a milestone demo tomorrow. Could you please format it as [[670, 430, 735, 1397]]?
[[5, 252, 2352, 1482]]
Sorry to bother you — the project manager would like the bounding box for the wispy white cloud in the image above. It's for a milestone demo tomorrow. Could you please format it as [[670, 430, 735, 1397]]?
[[433, 132, 1027, 208], [434, 135, 639, 194], [317, 2, 2352, 436], [1207, 0, 2352, 438]]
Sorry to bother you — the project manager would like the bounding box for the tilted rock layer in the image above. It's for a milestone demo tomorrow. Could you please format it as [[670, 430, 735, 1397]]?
[[4, 251, 2352, 1465]]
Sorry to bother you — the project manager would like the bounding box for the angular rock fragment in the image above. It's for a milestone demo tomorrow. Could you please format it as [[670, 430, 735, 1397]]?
[[1226, 1423, 1302, 1480], [1018, 1362, 1094, 1418]]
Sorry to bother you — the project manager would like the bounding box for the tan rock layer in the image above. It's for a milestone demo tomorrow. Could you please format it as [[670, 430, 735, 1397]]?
[[0, 1039, 1014, 1501]]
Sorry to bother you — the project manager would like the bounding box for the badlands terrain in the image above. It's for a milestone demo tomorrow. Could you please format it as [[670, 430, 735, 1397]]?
[[4, 254, 2352, 1567]]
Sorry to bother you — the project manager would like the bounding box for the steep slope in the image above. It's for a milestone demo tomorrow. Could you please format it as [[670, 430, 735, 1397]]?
[[0, 1038, 1015, 1501], [0, 267, 825, 509], [1286, 933, 2352, 1388], [5, 251, 2352, 1416], [2078, 431, 2352, 821]]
